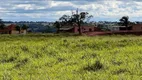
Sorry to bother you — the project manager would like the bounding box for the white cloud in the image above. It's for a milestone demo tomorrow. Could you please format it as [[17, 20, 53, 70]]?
[[12, 4, 47, 10], [0, 0, 142, 21]]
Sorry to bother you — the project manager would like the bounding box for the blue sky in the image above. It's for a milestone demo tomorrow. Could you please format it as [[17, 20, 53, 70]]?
[[0, 0, 142, 22]]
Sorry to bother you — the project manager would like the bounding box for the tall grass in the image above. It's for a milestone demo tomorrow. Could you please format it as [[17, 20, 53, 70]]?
[[0, 34, 142, 80]]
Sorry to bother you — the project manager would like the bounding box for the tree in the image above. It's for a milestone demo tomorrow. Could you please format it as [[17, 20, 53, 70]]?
[[54, 21, 61, 33], [59, 15, 70, 24], [16, 25, 21, 33], [55, 10, 93, 35], [70, 12, 93, 35], [22, 24, 28, 30], [55, 15, 70, 33], [0, 19, 5, 29], [119, 16, 129, 30]]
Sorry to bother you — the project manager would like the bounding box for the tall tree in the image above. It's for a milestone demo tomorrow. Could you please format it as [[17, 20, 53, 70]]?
[[59, 15, 71, 27], [119, 16, 129, 30], [22, 24, 28, 30], [54, 21, 61, 33], [70, 12, 93, 35], [54, 15, 70, 33], [55, 10, 93, 35], [0, 19, 5, 29], [59, 15, 70, 24], [16, 25, 21, 33]]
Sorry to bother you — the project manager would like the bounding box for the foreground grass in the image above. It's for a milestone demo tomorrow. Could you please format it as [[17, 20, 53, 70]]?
[[0, 34, 142, 80]]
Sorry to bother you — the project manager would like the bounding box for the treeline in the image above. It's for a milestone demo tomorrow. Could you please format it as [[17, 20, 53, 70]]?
[[0, 19, 28, 30]]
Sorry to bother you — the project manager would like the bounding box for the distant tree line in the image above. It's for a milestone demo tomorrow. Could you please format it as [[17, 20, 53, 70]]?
[[0, 14, 140, 34], [54, 11, 136, 34], [0, 18, 28, 32]]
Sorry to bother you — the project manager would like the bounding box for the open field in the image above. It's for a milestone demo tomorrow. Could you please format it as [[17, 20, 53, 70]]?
[[0, 34, 142, 80]]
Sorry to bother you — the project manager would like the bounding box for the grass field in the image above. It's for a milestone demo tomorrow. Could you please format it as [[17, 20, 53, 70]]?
[[0, 34, 142, 80]]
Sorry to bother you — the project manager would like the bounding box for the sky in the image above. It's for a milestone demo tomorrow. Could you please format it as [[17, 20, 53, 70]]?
[[0, 0, 142, 22]]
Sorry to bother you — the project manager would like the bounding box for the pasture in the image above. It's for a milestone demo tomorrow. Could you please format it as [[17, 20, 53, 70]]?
[[0, 34, 142, 80]]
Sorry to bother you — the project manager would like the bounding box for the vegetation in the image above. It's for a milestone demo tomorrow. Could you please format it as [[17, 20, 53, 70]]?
[[119, 16, 130, 30], [54, 21, 61, 33], [70, 11, 93, 35], [0, 34, 142, 80], [0, 19, 5, 29], [22, 24, 28, 30], [15, 25, 21, 33], [56, 9, 93, 35]]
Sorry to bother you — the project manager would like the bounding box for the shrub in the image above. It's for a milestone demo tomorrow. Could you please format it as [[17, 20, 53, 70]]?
[[84, 60, 103, 72]]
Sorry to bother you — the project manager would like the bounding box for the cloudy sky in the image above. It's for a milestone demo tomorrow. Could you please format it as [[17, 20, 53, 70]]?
[[0, 0, 142, 22]]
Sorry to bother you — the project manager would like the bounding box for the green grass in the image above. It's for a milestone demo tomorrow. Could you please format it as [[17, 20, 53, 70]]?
[[0, 34, 142, 80]]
